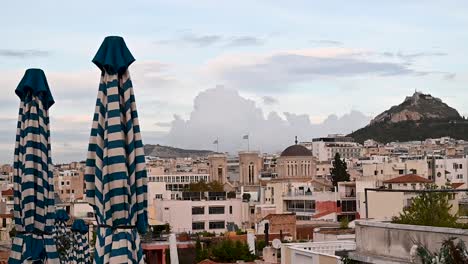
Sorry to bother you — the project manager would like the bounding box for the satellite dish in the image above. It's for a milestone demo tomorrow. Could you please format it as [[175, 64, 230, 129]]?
[[272, 239, 282, 249]]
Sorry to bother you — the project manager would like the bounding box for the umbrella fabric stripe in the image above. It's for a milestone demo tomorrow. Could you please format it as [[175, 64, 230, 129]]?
[[86, 68, 147, 263], [9, 93, 59, 264]]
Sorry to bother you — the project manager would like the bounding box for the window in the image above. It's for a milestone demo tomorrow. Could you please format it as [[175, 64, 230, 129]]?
[[250, 208, 254, 214], [341, 200, 356, 212], [398, 170, 404, 175], [457, 174, 463, 179], [209, 206, 225, 214], [155, 194, 163, 199], [229, 206, 232, 214], [192, 206, 205, 215], [209, 221, 225, 229], [192, 222, 205, 230]]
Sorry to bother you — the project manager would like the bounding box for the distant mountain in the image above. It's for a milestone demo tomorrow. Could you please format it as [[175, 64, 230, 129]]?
[[144, 144, 216, 158], [371, 92, 461, 124], [349, 92, 468, 143]]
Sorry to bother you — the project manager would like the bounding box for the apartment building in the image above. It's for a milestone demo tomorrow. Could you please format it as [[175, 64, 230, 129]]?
[[154, 193, 247, 233], [54, 169, 84, 202], [309, 135, 362, 161]]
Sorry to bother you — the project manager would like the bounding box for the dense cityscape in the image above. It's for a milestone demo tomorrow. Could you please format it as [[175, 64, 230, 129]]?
[[1, 131, 467, 263]]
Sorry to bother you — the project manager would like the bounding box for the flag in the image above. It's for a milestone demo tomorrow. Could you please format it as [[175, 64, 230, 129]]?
[[243, 134, 249, 140], [213, 139, 219, 144]]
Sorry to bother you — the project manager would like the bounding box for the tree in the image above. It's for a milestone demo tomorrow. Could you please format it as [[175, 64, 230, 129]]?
[[210, 239, 256, 262], [188, 180, 224, 192], [392, 184, 458, 228], [227, 191, 236, 199], [331, 153, 350, 189], [340, 217, 349, 229], [417, 237, 468, 264], [195, 237, 209, 262]]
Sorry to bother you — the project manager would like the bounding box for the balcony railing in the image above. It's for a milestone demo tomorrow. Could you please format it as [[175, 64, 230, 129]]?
[[286, 208, 315, 213]]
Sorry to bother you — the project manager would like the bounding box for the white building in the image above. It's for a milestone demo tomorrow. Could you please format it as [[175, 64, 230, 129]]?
[[433, 156, 468, 185], [154, 196, 247, 233], [147, 173, 210, 202], [309, 135, 362, 162]]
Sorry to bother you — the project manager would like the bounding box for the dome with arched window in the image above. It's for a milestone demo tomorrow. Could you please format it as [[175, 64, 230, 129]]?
[[280, 144, 312, 157]]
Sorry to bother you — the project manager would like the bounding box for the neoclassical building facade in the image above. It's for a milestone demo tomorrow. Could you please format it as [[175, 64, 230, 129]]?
[[276, 144, 317, 179]]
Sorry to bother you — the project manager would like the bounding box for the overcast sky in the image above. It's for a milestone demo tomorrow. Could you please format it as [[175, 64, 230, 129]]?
[[1, 1, 468, 163]]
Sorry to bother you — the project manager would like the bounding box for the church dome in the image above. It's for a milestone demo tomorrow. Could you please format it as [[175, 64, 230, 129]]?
[[280, 144, 312, 157]]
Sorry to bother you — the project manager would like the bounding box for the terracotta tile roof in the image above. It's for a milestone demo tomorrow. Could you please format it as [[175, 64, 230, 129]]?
[[1, 189, 13, 196], [383, 174, 432, 184], [451, 182, 464, 189]]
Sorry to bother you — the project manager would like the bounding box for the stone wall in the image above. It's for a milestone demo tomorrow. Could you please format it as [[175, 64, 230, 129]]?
[[352, 221, 468, 263]]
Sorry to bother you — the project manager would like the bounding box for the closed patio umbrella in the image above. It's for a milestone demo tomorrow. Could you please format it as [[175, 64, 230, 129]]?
[[70, 219, 90, 264], [9, 68, 59, 263], [85, 36, 148, 263], [55, 209, 70, 263]]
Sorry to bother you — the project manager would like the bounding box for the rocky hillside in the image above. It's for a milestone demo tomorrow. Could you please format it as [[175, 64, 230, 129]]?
[[144, 144, 216, 158], [349, 92, 468, 143], [370, 92, 461, 124]]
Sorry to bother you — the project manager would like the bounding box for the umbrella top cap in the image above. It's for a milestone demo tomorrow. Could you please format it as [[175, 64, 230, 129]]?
[[71, 219, 89, 234], [55, 209, 69, 222], [93, 36, 135, 75], [16, 68, 55, 110]]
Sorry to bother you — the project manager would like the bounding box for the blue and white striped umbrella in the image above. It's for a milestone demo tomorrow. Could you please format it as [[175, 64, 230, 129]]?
[[85, 36, 148, 264], [9, 69, 59, 264], [70, 219, 90, 264], [55, 209, 70, 263]]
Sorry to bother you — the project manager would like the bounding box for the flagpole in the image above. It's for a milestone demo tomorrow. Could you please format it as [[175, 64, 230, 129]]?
[[247, 134, 250, 152]]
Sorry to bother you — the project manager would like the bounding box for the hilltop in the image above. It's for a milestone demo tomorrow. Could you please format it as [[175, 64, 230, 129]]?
[[349, 92, 468, 143]]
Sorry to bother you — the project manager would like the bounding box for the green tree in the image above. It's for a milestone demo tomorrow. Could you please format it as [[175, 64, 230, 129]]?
[[188, 180, 224, 192], [331, 153, 350, 189], [417, 237, 468, 264], [392, 184, 458, 228], [340, 217, 349, 229], [210, 239, 256, 262], [195, 237, 208, 262], [207, 181, 224, 192]]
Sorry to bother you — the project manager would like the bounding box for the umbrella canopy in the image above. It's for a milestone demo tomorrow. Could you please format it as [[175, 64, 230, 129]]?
[[55, 209, 70, 263], [70, 219, 90, 264], [85, 36, 148, 264], [9, 69, 59, 264]]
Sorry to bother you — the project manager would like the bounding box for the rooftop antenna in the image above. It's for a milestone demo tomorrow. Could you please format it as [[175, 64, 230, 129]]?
[[295, 136, 298, 145]]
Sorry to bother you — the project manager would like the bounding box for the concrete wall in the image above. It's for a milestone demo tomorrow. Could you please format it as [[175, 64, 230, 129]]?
[[353, 221, 468, 263]]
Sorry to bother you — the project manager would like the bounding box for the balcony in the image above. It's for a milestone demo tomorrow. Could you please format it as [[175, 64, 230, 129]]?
[[282, 190, 314, 200], [341, 192, 356, 199]]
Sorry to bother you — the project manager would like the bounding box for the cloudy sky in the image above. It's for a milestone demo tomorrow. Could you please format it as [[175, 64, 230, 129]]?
[[1, 1, 468, 163]]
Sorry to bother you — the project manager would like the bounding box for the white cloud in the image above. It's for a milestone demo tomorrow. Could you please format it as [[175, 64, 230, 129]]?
[[158, 86, 371, 153]]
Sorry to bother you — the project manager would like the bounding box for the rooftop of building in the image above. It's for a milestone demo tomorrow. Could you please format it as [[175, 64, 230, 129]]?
[[382, 174, 432, 184], [1, 189, 13, 196]]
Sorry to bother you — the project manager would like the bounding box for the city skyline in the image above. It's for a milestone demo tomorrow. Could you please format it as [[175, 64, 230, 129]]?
[[1, 1, 468, 162]]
